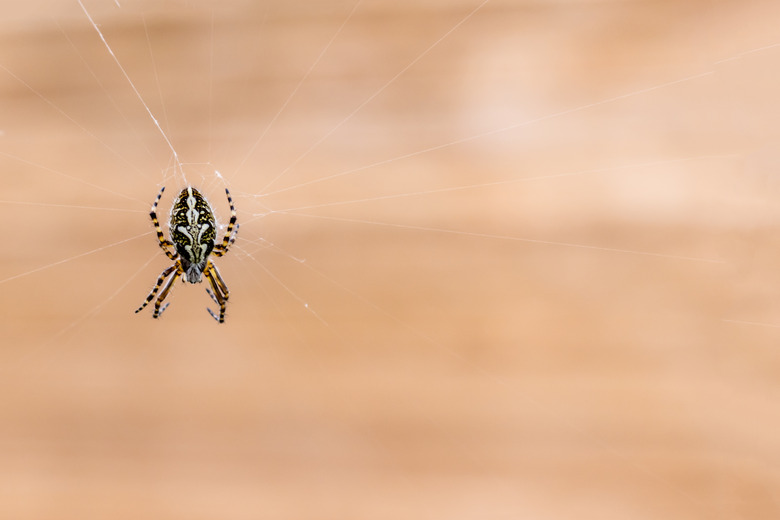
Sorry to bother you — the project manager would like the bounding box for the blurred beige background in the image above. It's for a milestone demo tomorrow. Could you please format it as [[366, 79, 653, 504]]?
[[1, 0, 779, 518]]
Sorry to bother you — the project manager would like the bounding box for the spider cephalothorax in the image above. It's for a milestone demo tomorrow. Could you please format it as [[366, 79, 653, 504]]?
[[135, 186, 238, 323]]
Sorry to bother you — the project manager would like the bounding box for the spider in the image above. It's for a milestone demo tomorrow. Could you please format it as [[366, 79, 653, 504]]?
[[136, 186, 238, 323]]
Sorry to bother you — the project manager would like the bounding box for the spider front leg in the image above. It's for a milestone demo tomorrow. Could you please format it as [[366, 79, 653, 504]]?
[[149, 186, 177, 261], [212, 188, 239, 257]]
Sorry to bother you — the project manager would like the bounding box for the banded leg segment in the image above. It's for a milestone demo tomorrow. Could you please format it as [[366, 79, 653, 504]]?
[[153, 268, 182, 319], [204, 261, 229, 323], [150, 186, 177, 261], [135, 264, 178, 314], [212, 188, 238, 257]]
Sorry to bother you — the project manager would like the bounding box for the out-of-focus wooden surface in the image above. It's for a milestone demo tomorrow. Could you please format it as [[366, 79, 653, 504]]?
[[1, 1, 779, 518]]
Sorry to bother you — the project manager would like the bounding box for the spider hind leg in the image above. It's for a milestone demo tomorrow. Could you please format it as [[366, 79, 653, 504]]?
[[204, 262, 229, 323]]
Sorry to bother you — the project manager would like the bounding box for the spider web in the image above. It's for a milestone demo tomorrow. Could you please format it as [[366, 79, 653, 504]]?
[[0, 0, 778, 518]]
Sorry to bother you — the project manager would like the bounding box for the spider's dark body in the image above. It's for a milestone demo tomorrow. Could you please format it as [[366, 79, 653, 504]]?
[[170, 187, 218, 283], [135, 186, 238, 323]]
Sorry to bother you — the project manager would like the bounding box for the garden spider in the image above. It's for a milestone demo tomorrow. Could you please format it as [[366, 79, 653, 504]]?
[[136, 186, 238, 323]]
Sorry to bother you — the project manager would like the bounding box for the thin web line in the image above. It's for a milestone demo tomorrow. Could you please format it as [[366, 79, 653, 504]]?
[[142, 16, 172, 139], [233, 243, 328, 325], [0, 231, 150, 286], [0, 62, 149, 179], [57, 20, 157, 164], [8, 252, 159, 373], [78, 0, 187, 184], [265, 155, 738, 213], [0, 199, 144, 212], [208, 10, 215, 161], [0, 150, 144, 203], [259, 0, 491, 193], [722, 319, 780, 328], [260, 70, 716, 198], [275, 211, 726, 264], [231, 0, 365, 182]]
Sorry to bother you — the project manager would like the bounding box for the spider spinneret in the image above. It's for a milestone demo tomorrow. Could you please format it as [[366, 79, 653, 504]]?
[[135, 186, 238, 323]]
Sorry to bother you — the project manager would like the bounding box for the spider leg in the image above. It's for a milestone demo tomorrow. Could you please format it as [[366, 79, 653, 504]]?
[[212, 222, 238, 258], [212, 188, 238, 257], [149, 186, 177, 261], [210, 261, 229, 298], [135, 264, 177, 314], [204, 261, 229, 323], [158, 302, 171, 317], [206, 288, 218, 305], [152, 267, 182, 319]]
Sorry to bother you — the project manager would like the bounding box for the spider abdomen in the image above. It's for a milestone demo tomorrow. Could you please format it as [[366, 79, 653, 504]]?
[[169, 187, 217, 283]]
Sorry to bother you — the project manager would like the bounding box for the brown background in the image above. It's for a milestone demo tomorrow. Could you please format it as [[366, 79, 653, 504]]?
[[1, 0, 779, 518]]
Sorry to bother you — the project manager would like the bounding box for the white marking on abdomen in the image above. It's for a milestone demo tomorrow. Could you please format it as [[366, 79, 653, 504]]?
[[185, 187, 198, 225]]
